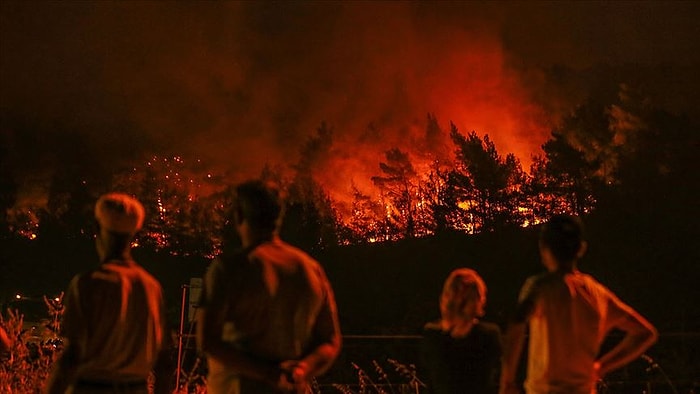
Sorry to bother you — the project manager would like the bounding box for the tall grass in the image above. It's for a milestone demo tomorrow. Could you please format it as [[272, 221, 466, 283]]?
[[1, 296, 426, 393], [0, 295, 63, 394], [328, 359, 425, 394]]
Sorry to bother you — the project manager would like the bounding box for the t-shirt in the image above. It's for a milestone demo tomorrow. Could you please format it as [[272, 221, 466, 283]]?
[[518, 271, 632, 394], [200, 238, 340, 394], [62, 260, 165, 382], [421, 321, 502, 394]]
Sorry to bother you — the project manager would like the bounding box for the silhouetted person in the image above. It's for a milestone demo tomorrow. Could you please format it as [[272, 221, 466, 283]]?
[[197, 180, 341, 393], [422, 268, 501, 394], [45, 193, 171, 394], [500, 215, 658, 394]]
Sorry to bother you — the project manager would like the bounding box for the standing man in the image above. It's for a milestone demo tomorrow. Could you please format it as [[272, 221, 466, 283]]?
[[500, 215, 657, 394], [197, 180, 342, 394], [46, 193, 171, 394]]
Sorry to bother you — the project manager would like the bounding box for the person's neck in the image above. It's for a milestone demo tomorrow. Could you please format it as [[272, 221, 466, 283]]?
[[240, 231, 275, 250], [554, 261, 578, 273], [443, 317, 478, 338], [101, 250, 132, 263]]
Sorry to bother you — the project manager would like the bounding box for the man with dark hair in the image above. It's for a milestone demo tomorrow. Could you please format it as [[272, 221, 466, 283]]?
[[45, 193, 171, 394], [500, 215, 657, 394], [197, 180, 342, 393]]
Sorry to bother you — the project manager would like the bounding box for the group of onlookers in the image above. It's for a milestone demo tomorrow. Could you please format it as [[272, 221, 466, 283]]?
[[421, 215, 657, 394], [5, 179, 653, 394]]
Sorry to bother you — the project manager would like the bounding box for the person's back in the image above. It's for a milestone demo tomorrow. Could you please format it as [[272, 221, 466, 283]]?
[[421, 269, 501, 394], [522, 271, 620, 393], [64, 260, 164, 382], [500, 215, 657, 394], [239, 239, 331, 361], [205, 238, 335, 392], [198, 180, 341, 394], [422, 321, 501, 394], [46, 193, 171, 394]]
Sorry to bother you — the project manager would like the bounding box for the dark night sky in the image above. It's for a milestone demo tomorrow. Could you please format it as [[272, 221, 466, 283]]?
[[2, 1, 699, 202]]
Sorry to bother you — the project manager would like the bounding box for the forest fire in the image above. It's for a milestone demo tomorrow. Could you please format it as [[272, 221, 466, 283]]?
[[1, 4, 699, 393], [137, 120, 589, 250], [4, 111, 599, 252], [1, 1, 694, 255], [0, 2, 630, 253], [6, 84, 664, 255]]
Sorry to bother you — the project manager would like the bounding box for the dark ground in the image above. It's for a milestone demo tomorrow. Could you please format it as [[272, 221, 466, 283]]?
[[1, 205, 699, 390]]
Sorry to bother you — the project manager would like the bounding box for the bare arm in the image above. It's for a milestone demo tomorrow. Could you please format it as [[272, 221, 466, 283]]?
[[596, 298, 658, 377], [499, 321, 526, 394], [500, 278, 537, 394], [296, 278, 342, 379]]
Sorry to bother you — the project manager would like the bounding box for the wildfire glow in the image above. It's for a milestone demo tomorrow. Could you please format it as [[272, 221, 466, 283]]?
[[4, 146, 588, 253]]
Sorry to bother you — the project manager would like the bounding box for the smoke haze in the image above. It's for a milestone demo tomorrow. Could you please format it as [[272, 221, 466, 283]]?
[[2, 1, 699, 201]]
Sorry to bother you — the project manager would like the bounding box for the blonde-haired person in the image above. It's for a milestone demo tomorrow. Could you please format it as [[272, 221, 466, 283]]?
[[422, 268, 502, 394]]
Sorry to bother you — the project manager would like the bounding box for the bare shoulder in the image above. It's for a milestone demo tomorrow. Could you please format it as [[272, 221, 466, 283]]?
[[266, 239, 325, 273], [518, 272, 552, 299]]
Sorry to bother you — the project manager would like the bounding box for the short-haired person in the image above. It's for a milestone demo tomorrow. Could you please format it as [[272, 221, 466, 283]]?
[[422, 268, 502, 394], [500, 215, 658, 394], [45, 193, 172, 394], [197, 180, 342, 393]]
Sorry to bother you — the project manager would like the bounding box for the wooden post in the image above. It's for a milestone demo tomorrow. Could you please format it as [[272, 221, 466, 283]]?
[[176, 285, 188, 392]]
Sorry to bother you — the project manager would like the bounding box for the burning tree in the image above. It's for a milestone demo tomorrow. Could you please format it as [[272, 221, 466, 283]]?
[[4, 82, 691, 251], [342, 184, 387, 244], [419, 161, 453, 235], [371, 148, 421, 240], [529, 133, 599, 216], [446, 124, 528, 232], [111, 155, 224, 257]]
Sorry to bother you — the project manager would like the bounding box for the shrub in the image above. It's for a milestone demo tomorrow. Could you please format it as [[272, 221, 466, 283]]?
[[0, 297, 63, 394]]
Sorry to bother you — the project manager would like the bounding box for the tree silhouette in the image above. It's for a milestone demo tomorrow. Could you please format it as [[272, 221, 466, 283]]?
[[283, 122, 340, 252], [0, 141, 18, 238], [342, 184, 386, 244], [283, 178, 338, 254], [371, 148, 419, 239], [420, 162, 452, 235], [532, 132, 599, 215], [448, 124, 526, 232], [110, 155, 223, 257]]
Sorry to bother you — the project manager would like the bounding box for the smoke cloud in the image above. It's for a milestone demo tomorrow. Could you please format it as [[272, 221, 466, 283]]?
[[2, 1, 699, 202]]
